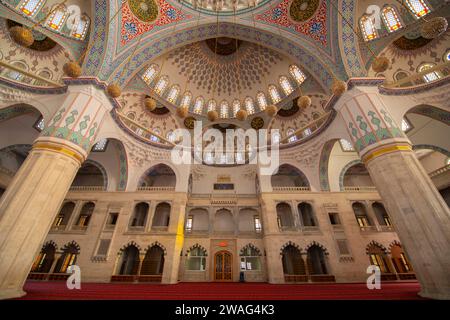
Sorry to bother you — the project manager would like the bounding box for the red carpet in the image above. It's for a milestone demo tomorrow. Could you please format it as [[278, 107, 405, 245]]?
[[14, 281, 425, 300]]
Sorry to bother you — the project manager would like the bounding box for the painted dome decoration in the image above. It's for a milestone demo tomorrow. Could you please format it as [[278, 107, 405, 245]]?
[[128, 0, 159, 23], [289, 0, 320, 23]]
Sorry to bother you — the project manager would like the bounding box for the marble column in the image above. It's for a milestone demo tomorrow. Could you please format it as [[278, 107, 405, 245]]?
[[0, 84, 111, 299], [336, 85, 450, 299]]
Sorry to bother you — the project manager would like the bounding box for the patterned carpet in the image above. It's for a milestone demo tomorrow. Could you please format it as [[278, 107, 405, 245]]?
[[14, 281, 425, 300]]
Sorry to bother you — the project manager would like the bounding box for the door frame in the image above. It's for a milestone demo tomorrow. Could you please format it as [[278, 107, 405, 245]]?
[[214, 250, 233, 282]]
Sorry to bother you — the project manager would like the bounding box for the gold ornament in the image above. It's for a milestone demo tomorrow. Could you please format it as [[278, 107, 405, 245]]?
[[144, 97, 157, 111], [265, 105, 278, 117], [176, 107, 188, 118], [372, 56, 390, 73], [107, 83, 121, 98], [207, 110, 219, 122], [297, 96, 312, 109], [236, 109, 248, 121], [63, 62, 82, 78], [421, 17, 448, 40], [332, 80, 347, 96], [9, 26, 34, 47]]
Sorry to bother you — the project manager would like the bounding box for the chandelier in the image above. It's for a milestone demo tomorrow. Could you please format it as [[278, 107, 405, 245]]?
[[184, 0, 263, 13]]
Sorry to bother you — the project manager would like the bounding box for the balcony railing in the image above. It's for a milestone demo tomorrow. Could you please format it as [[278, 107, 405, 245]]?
[[429, 164, 450, 178], [272, 186, 311, 192], [69, 186, 106, 192], [343, 186, 377, 192], [137, 186, 175, 192]]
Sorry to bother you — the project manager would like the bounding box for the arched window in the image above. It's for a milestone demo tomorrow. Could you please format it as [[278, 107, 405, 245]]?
[[268, 85, 281, 103], [152, 202, 171, 228], [6, 61, 27, 81], [142, 64, 158, 84], [367, 243, 392, 273], [130, 202, 149, 227], [282, 245, 306, 280], [271, 131, 281, 145], [141, 245, 165, 276], [71, 15, 90, 40], [92, 138, 108, 152], [207, 99, 217, 112], [34, 69, 52, 85], [298, 202, 317, 227], [186, 246, 207, 271], [381, 6, 403, 32], [31, 242, 56, 273], [276, 203, 295, 229], [390, 244, 413, 273], [20, 0, 45, 17], [372, 202, 392, 226], [307, 245, 328, 275], [46, 5, 68, 31], [118, 245, 140, 275], [75, 202, 95, 228], [166, 130, 176, 142], [405, 0, 430, 18], [180, 91, 192, 109], [232, 100, 241, 117], [54, 243, 79, 273], [289, 65, 306, 84], [220, 100, 229, 118], [150, 128, 161, 143], [360, 15, 378, 41], [286, 128, 297, 143], [394, 71, 410, 82], [53, 201, 75, 229], [193, 97, 204, 114], [279, 76, 294, 95], [256, 92, 268, 111], [244, 97, 255, 114], [167, 85, 180, 103], [240, 245, 261, 271], [154, 76, 169, 95], [445, 50, 450, 62], [339, 139, 354, 152], [352, 202, 372, 227], [418, 63, 441, 83]]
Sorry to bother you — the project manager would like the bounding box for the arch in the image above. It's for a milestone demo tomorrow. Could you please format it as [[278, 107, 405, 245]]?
[[318, 139, 339, 191], [280, 241, 301, 255], [306, 244, 329, 275], [74, 202, 95, 228], [71, 159, 108, 189], [281, 244, 306, 278], [185, 244, 207, 271], [185, 244, 208, 256], [352, 201, 373, 227], [0, 144, 32, 176], [305, 241, 329, 255], [340, 161, 373, 190], [412, 145, 450, 158], [141, 244, 165, 276], [54, 241, 80, 273], [120, 241, 142, 253], [238, 207, 260, 232], [214, 208, 234, 233], [145, 241, 167, 256], [406, 105, 450, 126], [276, 202, 295, 229], [138, 163, 177, 188], [117, 244, 140, 275], [52, 201, 76, 228], [390, 243, 413, 274], [240, 243, 262, 256], [366, 241, 388, 255], [298, 202, 317, 227], [271, 163, 310, 188], [372, 202, 392, 226], [0, 104, 43, 124], [186, 208, 209, 233], [366, 241, 392, 273], [240, 243, 262, 271], [130, 202, 149, 227], [31, 240, 57, 273], [151, 202, 171, 228]]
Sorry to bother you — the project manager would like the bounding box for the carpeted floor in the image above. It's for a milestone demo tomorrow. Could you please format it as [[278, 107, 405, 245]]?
[[14, 281, 425, 300]]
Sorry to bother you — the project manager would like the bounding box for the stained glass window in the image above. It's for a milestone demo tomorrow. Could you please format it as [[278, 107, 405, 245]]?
[[279, 76, 294, 95], [20, 0, 45, 17], [180, 91, 192, 109], [339, 139, 354, 152], [207, 99, 217, 112], [151, 129, 161, 142], [167, 85, 180, 103], [418, 63, 440, 83], [360, 15, 378, 41], [46, 5, 68, 31], [381, 6, 403, 32], [405, 0, 430, 18], [193, 97, 204, 114], [71, 15, 90, 40], [142, 65, 158, 84], [166, 131, 176, 142], [271, 131, 281, 145], [34, 116, 45, 132], [220, 101, 229, 118], [92, 139, 108, 152], [289, 65, 306, 84], [268, 85, 281, 104], [232, 100, 241, 117], [256, 92, 268, 111], [244, 97, 255, 115], [154, 76, 169, 95], [401, 118, 412, 132], [303, 128, 312, 137], [287, 128, 297, 143]]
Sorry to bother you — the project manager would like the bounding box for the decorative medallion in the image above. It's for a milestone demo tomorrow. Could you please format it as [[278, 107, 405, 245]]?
[[205, 38, 242, 56], [289, 0, 320, 23], [128, 0, 159, 23], [184, 116, 196, 129], [251, 117, 264, 130], [278, 100, 300, 117]]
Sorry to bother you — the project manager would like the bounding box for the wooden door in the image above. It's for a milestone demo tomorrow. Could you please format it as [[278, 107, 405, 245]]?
[[214, 251, 232, 281]]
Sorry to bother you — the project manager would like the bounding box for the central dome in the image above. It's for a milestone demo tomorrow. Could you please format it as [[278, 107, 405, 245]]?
[[182, 0, 268, 14]]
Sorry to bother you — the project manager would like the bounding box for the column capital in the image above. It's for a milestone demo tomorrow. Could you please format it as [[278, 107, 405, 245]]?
[[33, 139, 87, 165], [361, 142, 413, 165]]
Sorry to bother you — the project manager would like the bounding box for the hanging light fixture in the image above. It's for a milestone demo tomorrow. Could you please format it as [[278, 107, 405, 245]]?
[[11, 0, 68, 48], [144, 97, 157, 111], [207, 9, 220, 123], [297, 95, 311, 109], [233, 7, 247, 122], [265, 104, 278, 117]]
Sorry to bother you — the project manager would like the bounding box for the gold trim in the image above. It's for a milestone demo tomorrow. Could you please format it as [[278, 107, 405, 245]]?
[[363, 144, 412, 164], [33, 142, 85, 164]]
